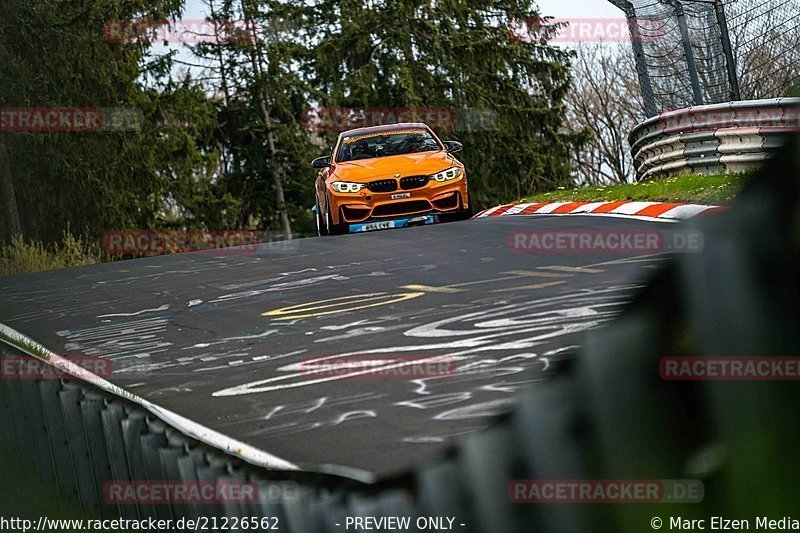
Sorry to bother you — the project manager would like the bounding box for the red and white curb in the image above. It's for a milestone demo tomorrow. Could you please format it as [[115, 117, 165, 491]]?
[[475, 201, 722, 222]]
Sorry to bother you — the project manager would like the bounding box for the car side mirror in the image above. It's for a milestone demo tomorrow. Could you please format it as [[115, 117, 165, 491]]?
[[311, 156, 332, 169], [444, 141, 463, 154]]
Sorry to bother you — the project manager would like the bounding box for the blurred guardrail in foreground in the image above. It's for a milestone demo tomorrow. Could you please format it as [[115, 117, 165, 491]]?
[[629, 97, 799, 180], [2, 133, 800, 532]]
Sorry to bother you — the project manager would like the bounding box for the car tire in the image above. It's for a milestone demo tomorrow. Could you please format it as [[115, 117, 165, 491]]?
[[325, 195, 348, 236], [440, 195, 474, 222]]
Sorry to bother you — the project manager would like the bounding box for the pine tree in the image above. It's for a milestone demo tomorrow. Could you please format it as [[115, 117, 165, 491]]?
[[304, 0, 581, 207]]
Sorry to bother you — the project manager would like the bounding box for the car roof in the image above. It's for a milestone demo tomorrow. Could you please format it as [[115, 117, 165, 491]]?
[[339, 122, 431, 137]]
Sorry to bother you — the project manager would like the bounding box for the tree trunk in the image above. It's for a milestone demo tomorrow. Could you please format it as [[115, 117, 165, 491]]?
[[0, 134, 21, 241], [242, 0, 292, 240]]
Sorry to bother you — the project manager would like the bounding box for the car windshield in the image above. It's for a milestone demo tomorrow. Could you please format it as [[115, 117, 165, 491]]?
[[336, 129, 442, 162]]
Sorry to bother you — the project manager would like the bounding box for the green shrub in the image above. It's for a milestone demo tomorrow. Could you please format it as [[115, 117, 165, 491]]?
[[0, 232, 104, 277]]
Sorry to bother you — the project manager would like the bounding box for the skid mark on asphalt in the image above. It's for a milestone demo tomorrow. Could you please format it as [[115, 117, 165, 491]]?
[[183, 329, 279, 349], [214, 393, 385, 429], [245, 409, 379, 437], [229, 289, 633, 400], [56, 316, 172, 361], [401, 427, 486, 444], [313, 324, 409, 343], [538, 265, 607, 274], [491, 281, 566, 292], [97, 304, 170, 318], [395, 392, 472, 410], [503, 269, 573, 278], [434, 398, 517, 420]]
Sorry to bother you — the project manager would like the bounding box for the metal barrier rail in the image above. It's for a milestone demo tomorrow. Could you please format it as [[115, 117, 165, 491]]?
[[629, 98, 799, 180], [0, 342, 421, 531]]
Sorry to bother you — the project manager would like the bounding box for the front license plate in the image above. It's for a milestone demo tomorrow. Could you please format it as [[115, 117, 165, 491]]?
[[349, 215, 436, 234], [391, 193, 411, 199], [359, 221, 396, 231]]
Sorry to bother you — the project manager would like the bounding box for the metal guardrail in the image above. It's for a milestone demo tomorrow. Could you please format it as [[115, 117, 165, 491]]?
[[629, 98, 799, 180], [0, 343, 373, 528]]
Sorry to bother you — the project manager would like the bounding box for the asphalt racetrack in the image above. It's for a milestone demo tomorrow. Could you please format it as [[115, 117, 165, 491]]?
[[0, 215, 671, 482]]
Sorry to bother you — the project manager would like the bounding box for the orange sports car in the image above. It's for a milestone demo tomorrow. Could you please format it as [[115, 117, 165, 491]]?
[[311, 122, 471, 235]]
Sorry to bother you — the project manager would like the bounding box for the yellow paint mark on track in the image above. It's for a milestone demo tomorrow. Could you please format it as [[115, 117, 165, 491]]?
[[263, 292, 425, 320], [402, 285, 465, 293]]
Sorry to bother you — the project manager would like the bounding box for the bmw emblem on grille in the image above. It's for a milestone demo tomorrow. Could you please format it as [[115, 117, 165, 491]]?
[[394, 174, 400, 178]]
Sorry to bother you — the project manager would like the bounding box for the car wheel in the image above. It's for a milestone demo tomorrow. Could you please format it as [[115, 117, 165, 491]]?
[[439, 194, 473, 222], [325, 195, 348, 235]]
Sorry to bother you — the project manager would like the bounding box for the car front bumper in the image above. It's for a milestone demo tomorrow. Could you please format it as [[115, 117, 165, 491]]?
[[329, 178, 469, 225]]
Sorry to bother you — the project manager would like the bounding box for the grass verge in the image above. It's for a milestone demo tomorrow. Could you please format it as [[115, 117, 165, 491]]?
[[0, 232, 104, 277], [520, 173, 748, 205]]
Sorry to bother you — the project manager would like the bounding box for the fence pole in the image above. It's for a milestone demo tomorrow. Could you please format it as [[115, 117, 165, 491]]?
[[610, 0, 658, 117], [669, 0, 705, 105], [715, 0, 741, 101]]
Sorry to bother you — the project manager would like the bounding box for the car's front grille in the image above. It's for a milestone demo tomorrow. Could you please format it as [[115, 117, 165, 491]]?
[[400, 175, 430, 190], [367, 179, 398, 193], [372, 200, 432, 217]]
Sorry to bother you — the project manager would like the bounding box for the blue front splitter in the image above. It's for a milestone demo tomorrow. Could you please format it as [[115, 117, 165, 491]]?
[[348, 215, 437, 234]]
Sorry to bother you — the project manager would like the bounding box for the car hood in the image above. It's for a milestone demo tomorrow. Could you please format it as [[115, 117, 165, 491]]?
[[332, 151, 456, 181]]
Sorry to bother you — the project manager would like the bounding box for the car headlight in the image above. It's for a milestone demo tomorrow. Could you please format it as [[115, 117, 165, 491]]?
[[431, 167, 462, 182], [331, 181, 366, 193]]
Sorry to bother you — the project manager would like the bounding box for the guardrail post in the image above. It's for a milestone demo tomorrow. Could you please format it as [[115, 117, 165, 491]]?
[[39, 379, 78, 498], [416, 459, 474, 529], [1, 377, 36, 472], [177, 447, 207, 522], [81, 390, 118, 519], [220, 465, 247, 519], [253, 479, 290, 530], [140, 419, 174, 523], [121, 408, 155, 520], [59, 382, 100, 509], [60, 382, 99, 511], [159, 444, 184, 522], [101, 402, 138, 519], [197, 454, 226, 523], [459, 421, 520, 532], [0, 361, 14, 451], [282, 485, 326, 533], [20, 377, 56, 485], [514, 379, 597, 532]]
